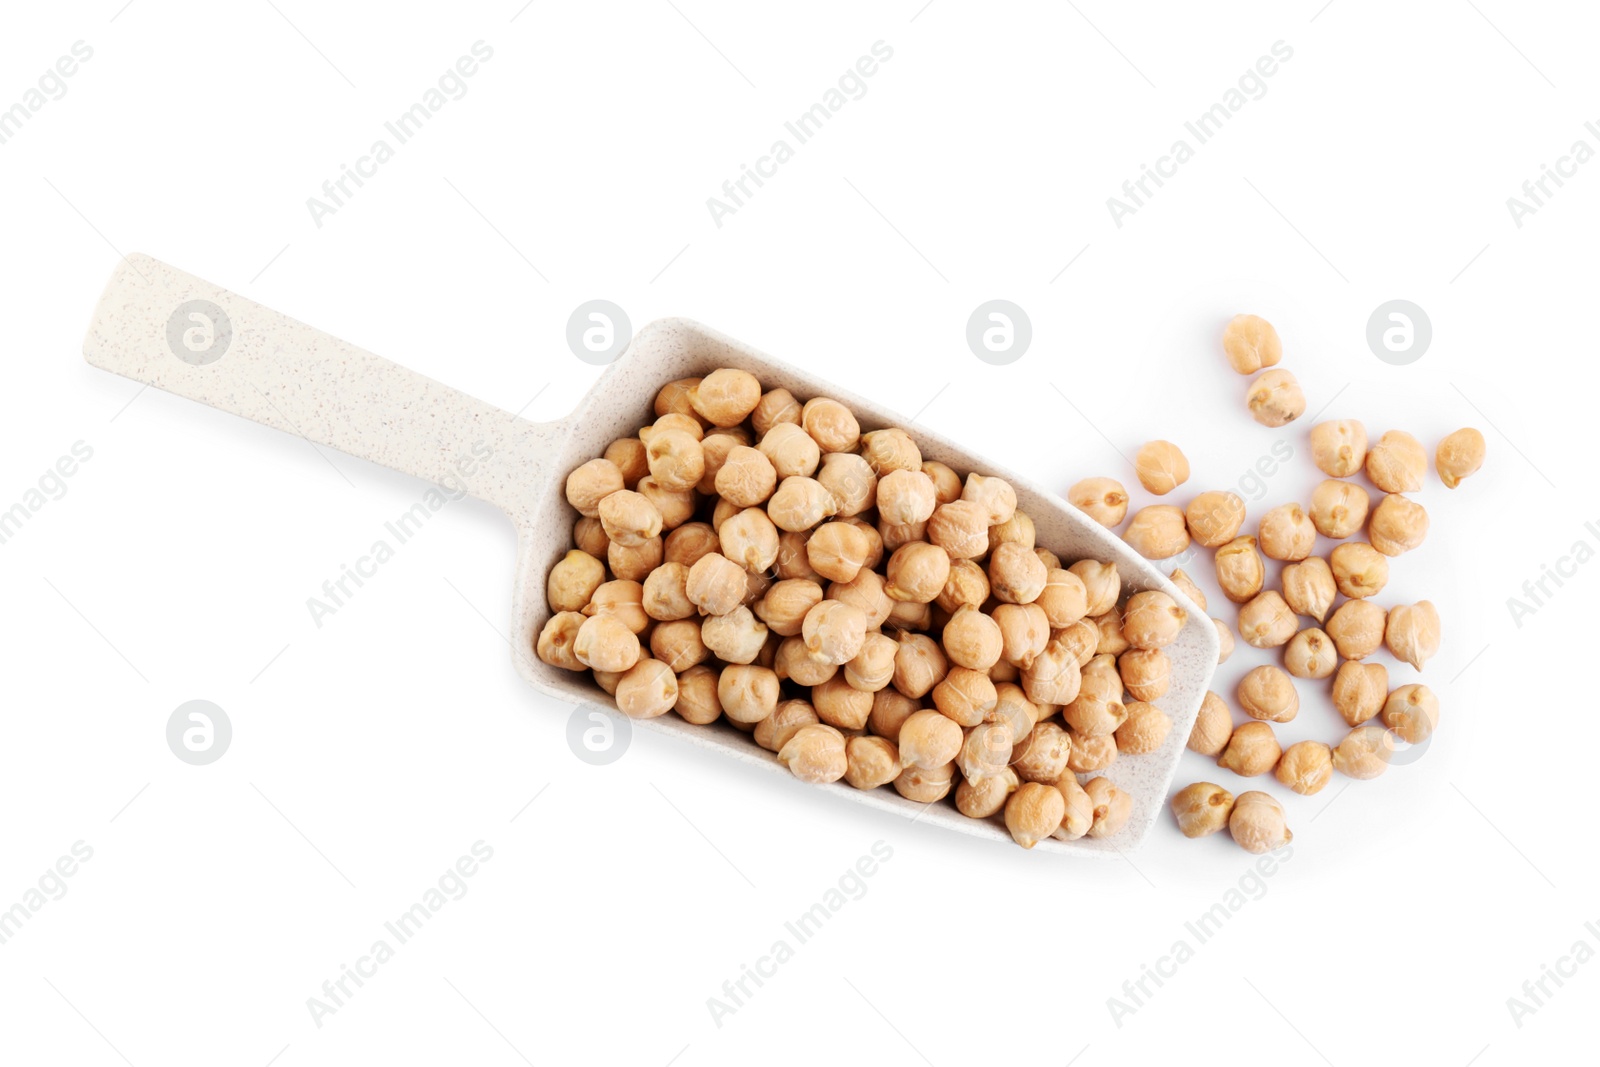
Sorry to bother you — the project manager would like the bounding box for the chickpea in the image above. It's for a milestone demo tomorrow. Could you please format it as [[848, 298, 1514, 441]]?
[[1215, 535, 1266, 604], [812, 675, 874, 730], [876, 469, 937, 526], [1275, 741, 1333, 796], [844, 735, 902, 790], [989, 542, 1047, 604], [1119, 649, 1170, 702], [815, 452, 877, 517], [988, 514, 1036, 559], [1307, 478, 1368, 541], [1284, 627, 1337, 680], [887, 598, 931, 631], [753, 698, 817, 750], [751, 388, 802, 436], [1026, 570, 1087, 630], [1332, 724, 1392, 780], [574, 515, 610, 558], [1120, 590, 1186, 651], [665, 522, 719, 568], [840, 516, 885, 570], [754, 578, 824, 637], [956, 720, 1014, 779], [1185, 490, 1247, 548], [914, 460, 959, 505], [573, 614, 641, 673], [717, 664, 781, 724], [1222, 313, 1282, 374], [1436, 427, 1486, 488], [1083, 777, 1132, 838], [868, 688, 920, 742], [1236, 664, 1298, 723], [1052, 774, 1095, 841], [604, 438, 649, 489], [898, 709, 963, 770], [643, 428, 704, 493], [685, 368, 758, 427], [1326, 598, 1387, 660], [1329, 541, 1388, 599], [1368, 493, 1429, 556], [962, 473, 1017, 526], [714, 445, 776, 507], [614, 659, 679, 719], [719, 507, 780, 573], [609, 536, 664, 582], [936, 606, 999, 672], [1070, 560, 1122, 616], [845, 632, 899, 692], [636, 477, 695, 531], [1218, 721, 1281, 777], [1214, 618, 1235, 663], [1332, 660, 1388, 726], [701, 605, 768, 664], [654, 377, 703, 422], [993, 603, 1051, 669], [801, 397, 861, 453], [1012, 721, 1073, 783], [1093, 610, 1130, 657], [1258, 503, 1316, 561], [884, 542, 951, 604], [1022, 640, 1082, 705], [1228, 791, 1292, 853], [1134, 440, 1191, 496], [768, 476, 839, 532], [778, 723, 849, 784], [1383, 683, 1440, 744], [830, 568, 894, 628], [1064, 691, 1127, 739], [1238, 590, 1297, 649], [674, 664, 724, 725], [565, 458, 625, 517], [1055, 618, 1099, 668], [1309, 419, 1368, 478], [860, 428, 921, 475], [801, 599, 869, 666], [757, 422, 820, 480], [535, 611, 586, 671], [1188, 691, 1233, 756], [686, 552, 747, 616], [650, 619, 708, 672], [1365, 430, 1427, 494], [800, 521, 867, 585], [937, 558, 991, 613], [582, 579, 649, 634], [1245, 369, 1305, 427], [547, 549, 605, 613], [1115, 700, 1172, 755], [956, 768, 1020, 820], [1123, 505, 1190, 559], [1005, 782, 1066, 849], [990, 682, 1041, 739], [1281, 557, 1336, 623], [598, 489, 662, 547], [893, 632, 948, 699], [710, 497, 740, 532], [1066, 729, 1117, 773], [878, 518, 927, 554], [1385, 600, 1441, 671], [928, 668, 997, 728], [1067, 477, 1130, 528], [1168, 568, 1207, 613], [1171, 782, 1234, 838], [926, 500, 991, 559], [893, 761, 955, 803]]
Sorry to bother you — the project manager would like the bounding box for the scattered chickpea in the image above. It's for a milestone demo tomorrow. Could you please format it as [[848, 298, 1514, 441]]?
[[1325, 598, 1387, 660], [1214, 535, 1266, 604], [1171, 782, 1234, 838], [778, 723, 849, 784], [1067, 477, 1130, 528], [1122, 590, 1187, 650], [1385, 600, 1441, 671], [1329, 542, 1389, 599], [565, 458, 625, 517], [1368, 493, 1429, 556], [1134, 440, 1191, 496], [1218, 721, 1281, 777], [844, 735, 903, 790], [1238, 590, 1298, 649], [536, 611, 587, 671], [547, 549, 606, 613], [801, 397, 861, 453], [1309, 478, 1370, 540], [1123, 505, 1191, 559], [1365, 430, 1427, 494], [675, 664, 724, 725], [1281, 557, 1336, 623], [955, 768, 1020, 819], [1258, 502, 1316, 561], [1331, 724, 1392, 780], [1168, 568, 1207, 613], [1184, 490, 1247, 549], [1331, 660, 1388, 726], [1274, 741, 1333, 796], [1382, 683, 1440, 744], [1005, 782, 1066, 849], [1213, 618, 1235, 663], [1083, 777, 1132, 838], [1237, 664, 1300, 724], [1222, 313, 1282, 375], [1229, 791, 1292, 853], [1246, 369, 1306, 427], [1115, 700, 1172, 754], [989, 542, 1047, 604], [1436, 427, 1485, 489], [1309, 419, 1367, 478], [1188, 691, 1233, 756], [1284, 627, 1338, 680]]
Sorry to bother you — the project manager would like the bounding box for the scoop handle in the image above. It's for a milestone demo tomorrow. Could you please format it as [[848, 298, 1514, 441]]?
[[82, 254, 558, 519]]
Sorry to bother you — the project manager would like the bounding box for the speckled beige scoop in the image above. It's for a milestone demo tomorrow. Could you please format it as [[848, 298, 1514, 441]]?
[[83, 254, 1218, 855]]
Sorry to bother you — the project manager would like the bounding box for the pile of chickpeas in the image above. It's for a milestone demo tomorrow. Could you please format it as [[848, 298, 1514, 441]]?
[[1115, 313, 1482, 854], [538, 368, 1187, 849]]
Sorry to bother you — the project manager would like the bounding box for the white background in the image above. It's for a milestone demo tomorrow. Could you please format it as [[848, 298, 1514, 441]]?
[[2, 2, 1594, 1065]]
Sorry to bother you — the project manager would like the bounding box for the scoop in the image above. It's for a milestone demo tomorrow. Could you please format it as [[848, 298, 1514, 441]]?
[[83, 254, 1218, 855]]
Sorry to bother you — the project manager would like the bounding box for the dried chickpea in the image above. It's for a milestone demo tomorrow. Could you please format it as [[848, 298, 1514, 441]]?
[[1119, 649, 1170, 702], [1021, 640, 1082, 705], [598, 489, 662, 547], [754, 698, 816, 750], [937, 559, 991, 613], [686, 552, 747, 616], [876, 469, 937, 526], [1093, 610, 1130, 657], [778, 723, 848, 783], [956, 768, 1019, 819], [1326, 598, 1387, 660], [1064, 690, 1127, 738], [768, 476, 838, 532], [1115, 700, 1171, 754], [1032, 569, 1088, 629], [573, 614, 641, 673], [1309, 419, 1367, 478], [715, 445, 777, 506], [801, 599, 869, 666], [1122, 590, 1187, 650], [989, 542, 1048, 604], [1365, 430, 1427, 494], [642, 413, 704, 444], [801, 397, 860, 453], [1436, 428, 1485, 488], [887, 598, 931, 631], [574, 515, 610, 558], [665, 522, 719, 568], [535, 611, 586, 671], [845, 632, 899, 692], [926, 500, 991, 559], [636, 477, 694, 530], [812, 676, 874, 730], [993, 603, 1051, 669], [1052, 775, 1095, 840], [1385, 601, 1441, 670], [1332, 724, 1391, 780], [1185, 490, 1247, 548], [774, 530, 822, 583], [719, 507, 780, 574], [1005, 782, 1065, 849], [1123, 505, 1190, 559], [1369, 493, 1429, 556], [894, 761, 955, 803], [1222, 313, 1282, 374], [988, 516, 1034, 561], [1332, 660, 1388, 726], [717, 665, 781, 724], [547, 549, 606, 613], [1277, 557, 1332, 623], [614, 659, 678, 719], [1309, 478, 1369, 540], [1284, 627, 1337, 680], [609, 536, 663, 582], [1238, 665, 1298, 722], [582, 579, 649, 634], [751, 388, 802, 436], [674, 664, 724, 725], [1329, 542, 1388, 599], [1070, 560, 1122, 616], [990, 682, 1041, 738], [1383, 683, 1440, 743], [916, 460, 960, 505], [643, 428, 704, 492], [1168, 568, 1207, 613], [840, 516, 884, 570], [755, 578, 824, 636], [1065, 729, 1117, 773], [938, 605, 1001, 671], [1228, 791, 1291, 853], [654, 377, 702, 421], [932, 668, 999, 727], [757, 422, 820, 479], [962, 474, 1017, 525], [956, 720, 1013, 779], [565, 458, 625, 517], [1215, 536, 1266, 604], [885, 542, 951, 604], [1245, 369, 1305, 427], [1172, 782, 1235, 838], [1055, 618, 1099, 668], [1275, 741, 1333, 796], [877, 519, 926, 554], [898, 709, 963, 770], [604, 438, 649, 489], [1067, 477, 1129, 528], [815, 453, 876, 517], [1238, 590, 1297, 649], [860, 428, 921, 475], [650, 619, 708, 672], [1134, 440, 1190, 495], [868, 688, 919, 743], [1083, 777, 1132, 838], [844, 735, 902, 790], [804, 522, 871, 584], [701, 605, 768, 664], [1218, 721, 1281, 777], [774, 636, 836, 687], [1187, 691, 1233, 756], [710, 497, 740, 532], [688, 368, 760, 427], [830, 568, 894, 628], [892, 632, 948, 699], [1213, 618, 1234, 663], [1258, 503, 1316, 561], [1012, 721, 1073, 783]]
